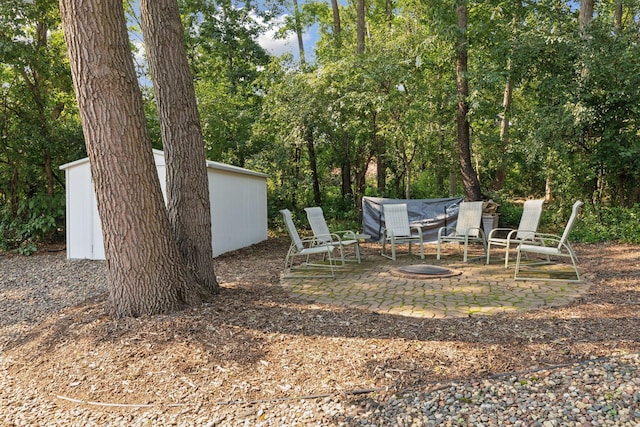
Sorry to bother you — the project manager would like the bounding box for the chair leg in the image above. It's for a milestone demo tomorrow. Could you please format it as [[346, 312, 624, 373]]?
[[381, 236, 386, 258], [381, 234, 396, 261], [504, 241, 511, 268], [481, 238, 487, 259], [514, 248, 523, 280], [462, 237, 469, 262], [327, 249, 335, 277], [436, 239, 441, 260], [486, 241, 492, 265]]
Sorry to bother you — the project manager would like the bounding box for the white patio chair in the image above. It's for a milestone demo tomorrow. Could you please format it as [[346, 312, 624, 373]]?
[[304, 207, 361, 263], [514, 200, 584, 282], [436, 201, 486, 262], [381, 203, 425, 261], [280, 209, 343, 278], [486, 198, 545, 268]]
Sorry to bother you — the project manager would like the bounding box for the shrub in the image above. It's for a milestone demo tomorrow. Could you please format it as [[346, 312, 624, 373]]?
[[0, 193, 65, 254]]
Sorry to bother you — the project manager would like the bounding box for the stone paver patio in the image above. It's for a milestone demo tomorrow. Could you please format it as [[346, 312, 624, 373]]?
[[281, 245, 589, 318]]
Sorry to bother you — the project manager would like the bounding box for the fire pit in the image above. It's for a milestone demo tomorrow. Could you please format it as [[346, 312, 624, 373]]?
[[390, 264, 461, 279]]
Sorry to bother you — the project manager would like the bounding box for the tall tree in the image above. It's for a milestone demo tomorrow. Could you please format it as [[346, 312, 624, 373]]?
[[613, 0, 623, 32], [330, 0, 342, 48], [579, 0, 594, 33], [356, 0, 365, 54], [455, 2, 481, 201], [59, 0, 211, 317], [0, 0, 82, 216], [292, 0, 306, 65], [139, 0, 219, 293], [180, 0, 270, 167]]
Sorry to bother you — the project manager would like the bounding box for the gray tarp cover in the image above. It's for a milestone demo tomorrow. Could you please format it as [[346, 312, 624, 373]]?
[[362, 196, 465, 243]]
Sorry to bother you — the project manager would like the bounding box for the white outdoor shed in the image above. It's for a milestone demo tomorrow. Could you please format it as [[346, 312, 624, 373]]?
[[60, 149, 269, 260]]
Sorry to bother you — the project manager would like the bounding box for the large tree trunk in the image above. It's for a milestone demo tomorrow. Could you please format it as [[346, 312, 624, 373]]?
[[140, 0, 219, 294], [60, 0, 208, 317], [455, 3, 482, 201]]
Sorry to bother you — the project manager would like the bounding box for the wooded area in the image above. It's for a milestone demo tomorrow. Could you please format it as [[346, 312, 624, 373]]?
[[2, 0, 640, 254]]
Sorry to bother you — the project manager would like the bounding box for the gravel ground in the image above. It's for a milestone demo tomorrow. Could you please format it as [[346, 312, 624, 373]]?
[[1, 248, 639, 426], [2, 354, 638, 426]]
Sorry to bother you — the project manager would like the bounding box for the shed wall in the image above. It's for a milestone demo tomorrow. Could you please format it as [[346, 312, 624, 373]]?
[[62, 151, 267, 260], [209, 170, 268, 257]]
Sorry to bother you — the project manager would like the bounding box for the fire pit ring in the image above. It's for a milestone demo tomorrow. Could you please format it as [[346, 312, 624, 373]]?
[[390, 264, 461, 279]]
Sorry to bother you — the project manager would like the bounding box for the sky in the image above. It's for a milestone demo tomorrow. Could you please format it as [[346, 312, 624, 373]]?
[[129, 3, 318, 71]]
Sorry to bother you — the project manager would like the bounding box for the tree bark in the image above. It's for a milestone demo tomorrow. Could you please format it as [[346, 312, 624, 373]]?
[[292, 145, 301, 207], [373, 112, 386, 194], [140, 0, 219, 294], [292, 0, 306, 65], [341, 139, 352, 198], [330, 0, 341, 48], [493, 63, 512, 191], [614, 1, 623, 33], [579, 0, 594, 34], [356, 0, 365, 54], [305, 127, 321, 205], [59, 0, 207, 317], [455, 2, 482, 201]]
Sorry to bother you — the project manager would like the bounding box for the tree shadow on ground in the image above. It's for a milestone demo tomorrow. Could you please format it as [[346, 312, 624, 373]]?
[[0, 239, 638, 406]]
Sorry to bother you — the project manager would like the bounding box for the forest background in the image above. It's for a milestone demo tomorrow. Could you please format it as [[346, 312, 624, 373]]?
[[2, 0, 640, 255]]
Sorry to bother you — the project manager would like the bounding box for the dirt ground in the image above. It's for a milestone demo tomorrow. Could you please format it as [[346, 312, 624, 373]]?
[[2, 238, 639, 411]]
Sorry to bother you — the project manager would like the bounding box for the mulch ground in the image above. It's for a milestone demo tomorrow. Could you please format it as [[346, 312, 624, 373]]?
[[1, 238, 639, 410]]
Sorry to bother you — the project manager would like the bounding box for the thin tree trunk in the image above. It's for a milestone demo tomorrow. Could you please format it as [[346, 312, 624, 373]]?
[[330, 0, 341, 48], [404, 156, 411, 199], [579, 0, 594, 34], [44, 150, 54, 198], [10, 166, 19, 214], [305, 128, 321, 205], [436, 127, 446, 195], [373, 112, 385, 194], [292, 0, 306, 65], [140, 0, 219, 294], [60, 0, 205, 317], [356, 0, 365, 54], [614, 1, 623, 33], [292, 145, 301, 207], [455, 2, 482, 201], [341, 140, 352, 198], [494, 66, 512, 191]]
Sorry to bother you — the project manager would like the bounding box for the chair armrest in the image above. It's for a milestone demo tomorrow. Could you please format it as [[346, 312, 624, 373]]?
[[462, 227, 485, 240], [409, 224, 424, 233], [332, 230, 357, 239], [509, 229, 538, 241], [298, 235, 333, 248], [487, 227, 514, 240], [310, 233, 344, 245], [518, 232, 561, 248], [438, 226, 456, 238]]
